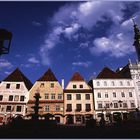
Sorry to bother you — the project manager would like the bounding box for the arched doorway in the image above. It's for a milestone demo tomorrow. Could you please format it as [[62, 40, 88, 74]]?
[[113, 112, 122, 122], [66, 115, 74, 124]]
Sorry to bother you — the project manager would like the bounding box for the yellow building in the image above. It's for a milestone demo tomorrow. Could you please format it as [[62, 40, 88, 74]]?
[[27, 68, 64, 124], [64, 72, 94, 124]]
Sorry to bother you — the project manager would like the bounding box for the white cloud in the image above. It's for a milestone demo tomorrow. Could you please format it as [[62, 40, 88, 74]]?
[[79, 42, 89, 49], [28, 57, 39, 64], [39, 1, 140, 65], [0, 59, 13, 68], [72, 61, 92, 68], [32, 21, 42, 26], [90, 17, 136, 57], [4, 71, 11, 75]]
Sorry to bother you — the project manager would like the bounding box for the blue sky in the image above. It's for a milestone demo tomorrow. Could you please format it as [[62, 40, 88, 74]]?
[[0, 1, 140, 85]]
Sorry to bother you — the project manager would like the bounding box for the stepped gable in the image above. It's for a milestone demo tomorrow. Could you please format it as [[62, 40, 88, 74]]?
[[3, 68, 33, 90], [116, 64, 131, 79], [37, 68, 58, 81], [96, 67, 124, 79], [70, 72, 85, 81]]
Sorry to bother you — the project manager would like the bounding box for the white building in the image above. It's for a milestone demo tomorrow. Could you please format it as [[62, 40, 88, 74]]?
[[0, 68, 32, 124], [117, 61, 140, 109], [64, 72, 94, 124], [90, 67, 137, 122]]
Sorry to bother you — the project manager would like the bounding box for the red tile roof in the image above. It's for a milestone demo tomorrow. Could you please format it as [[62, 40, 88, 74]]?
[[37, 68, 58, 81], [70, 72, 85, 81], [97, 67, 124, 79], [3, 68, 33, 90]]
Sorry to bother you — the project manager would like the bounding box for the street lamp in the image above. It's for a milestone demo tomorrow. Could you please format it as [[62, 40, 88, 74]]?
[[0, 29, 12, 56]]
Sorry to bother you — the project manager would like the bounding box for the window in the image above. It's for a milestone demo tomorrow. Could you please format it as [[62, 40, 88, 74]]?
[[40, 83, 44, 87], [6, 84, 10, 89], [104, 81, 107, 86], [85, 94, 90, 100], [16, 84, 20, 89], [123, 103, 127, 108], [67, 94, 72, 100], [55, 105, 60, 111], [9, 95, 13, 101], [114, 103, 118, 108], [76, 94, 81, 100], [50, 83, 54, 88], [73, 85, 76, 89], [127, 81, 130, 86], [98, 103, 102, 109], [97, 81, 100, 86], [20, 96, 25, 101], [98, 93, 101, 98], [16, 106, 22, 112], [79, 85, 83, 88], [120, 81, 123, 86], [121, 92, 125, 97], [66, 104, 72, 111], [0, 95, 3, 101], [51, 94, 55, 99], [58, 94, 62, 100], [76, 104, 81, 111], [113, 92, 116, 98], [105, 93, 108, 98], [14, 95, 19, 101], [111, 81, 115, 86], [129, 92, 133, 97], [45, 105, 50, 112], [131, 102, 135, 108], [105, 103, 110, 108], [45, 93, 49, 99], [6, 106, 11, 112], [85, 104, 91, 111]]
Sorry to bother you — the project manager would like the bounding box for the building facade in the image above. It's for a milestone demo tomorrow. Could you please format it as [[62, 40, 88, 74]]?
[[27, 68, 64, 124], [0, 68, 32, 124], [117, 61, 140, 109], [64, 72, 94, 124], [90, 67, 137, 123]]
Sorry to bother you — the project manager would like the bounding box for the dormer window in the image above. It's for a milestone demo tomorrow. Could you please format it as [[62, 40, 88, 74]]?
[[50, 83, 54, 88], [97, 81, 100, 86], [40, 83, 44, 87], [73, 85, 76, 89], [127, 81, 130, 86], [104, 81, 107, 86], [79, 85, 83, 88], [111, 81, 115, 86], [6, 84, 10, 89], [16, 84, 20, 89], [120, 81, 123, 86]]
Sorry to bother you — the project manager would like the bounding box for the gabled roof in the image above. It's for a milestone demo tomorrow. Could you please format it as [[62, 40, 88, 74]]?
[[96, 67, 124, 79], [116, 64, 131, 79], [70, 72, 85, 81], [3, 68, 33, 90], [37, 68, 58, 81]]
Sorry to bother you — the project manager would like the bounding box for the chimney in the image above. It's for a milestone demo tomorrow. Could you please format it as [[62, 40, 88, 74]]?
[[61, 79, 64, 89]]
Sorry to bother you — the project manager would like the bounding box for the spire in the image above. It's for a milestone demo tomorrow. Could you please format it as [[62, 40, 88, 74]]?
[[132, 19, 140, 62]]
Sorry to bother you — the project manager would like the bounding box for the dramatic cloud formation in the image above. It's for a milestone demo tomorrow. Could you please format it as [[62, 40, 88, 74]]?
[[39, 1, 140, 65]]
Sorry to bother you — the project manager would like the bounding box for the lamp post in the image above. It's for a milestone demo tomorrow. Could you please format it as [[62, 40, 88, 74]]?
[[0, 29, 12, 56]]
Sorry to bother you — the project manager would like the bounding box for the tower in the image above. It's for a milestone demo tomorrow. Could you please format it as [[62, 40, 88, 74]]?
[[133, 19, 140, 62]]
